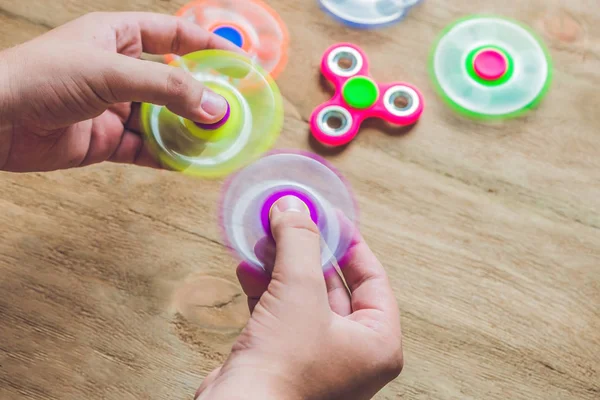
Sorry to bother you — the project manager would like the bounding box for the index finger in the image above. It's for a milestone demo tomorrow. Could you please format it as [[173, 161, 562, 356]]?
[[101, 12, 245, 56], [338, 220, 399, 319]]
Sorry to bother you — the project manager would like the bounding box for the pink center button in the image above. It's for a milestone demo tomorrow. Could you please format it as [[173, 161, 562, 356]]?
[[473, 49, 507, 81]]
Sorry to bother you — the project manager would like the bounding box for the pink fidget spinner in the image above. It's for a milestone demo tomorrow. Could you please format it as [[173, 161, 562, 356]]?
[[310, 43, 424, 147]]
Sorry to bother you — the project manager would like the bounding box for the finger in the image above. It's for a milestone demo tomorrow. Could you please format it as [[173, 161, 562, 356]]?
[[93, 12, 244, 57], [237, 262, 270, 313], [195, 366, 222, 400], [324, 268, 352, 316], [108, 102, 131, 124], [136, 13, 245, 55], [93, 53, 228, 123], [81, 110, 160, 168], [125, 103, 142, 133], [269, 196, 326, 298], [338, 222, 398, 319], [107, 129, 161, 168], [247, 298, 260, 314], [254, 236, 276, 273], [237, 262, 270, 297]]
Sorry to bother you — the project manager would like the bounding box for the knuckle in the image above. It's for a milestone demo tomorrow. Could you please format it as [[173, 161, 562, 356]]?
[[166, 68, 191, 99], [170, 20, 185, 54]]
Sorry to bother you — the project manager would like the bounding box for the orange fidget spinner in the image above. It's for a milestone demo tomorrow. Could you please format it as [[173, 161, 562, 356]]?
[[166, 0, 289, 79]]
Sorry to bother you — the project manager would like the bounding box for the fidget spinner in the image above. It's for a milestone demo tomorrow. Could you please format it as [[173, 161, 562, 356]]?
[[167, 0, 289, 79], [220, 150, 358, 273], [310, 43, 424, 147], [430, 15, 553, 120], [319, 0, 423, 29], [140, 50, 283, 178]]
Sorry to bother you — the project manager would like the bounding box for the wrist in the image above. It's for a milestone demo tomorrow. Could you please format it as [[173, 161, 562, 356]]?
[[197, 366, 303, 400]]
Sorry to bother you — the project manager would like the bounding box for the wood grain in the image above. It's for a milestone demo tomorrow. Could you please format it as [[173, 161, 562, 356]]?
[[0, 0, 598, 399]]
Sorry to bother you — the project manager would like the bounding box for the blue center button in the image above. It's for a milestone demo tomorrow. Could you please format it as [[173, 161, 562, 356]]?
[[213, 26, 244, 48]]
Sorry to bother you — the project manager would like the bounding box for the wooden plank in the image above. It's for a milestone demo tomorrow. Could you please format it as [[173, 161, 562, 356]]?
[[0, 0, 598, 399]]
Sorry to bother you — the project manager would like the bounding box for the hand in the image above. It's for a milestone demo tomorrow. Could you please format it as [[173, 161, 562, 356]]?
[[0, 12, 241, 172], [196, 196, 403, 400]]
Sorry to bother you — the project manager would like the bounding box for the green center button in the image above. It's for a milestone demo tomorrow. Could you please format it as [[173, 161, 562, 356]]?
[[465, 45, 514, 87], [342, 76, 379, 109]]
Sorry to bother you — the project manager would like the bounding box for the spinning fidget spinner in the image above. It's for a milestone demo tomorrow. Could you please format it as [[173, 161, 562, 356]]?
[[319, 0, 423, 29], [430, 15, 552, 119], [310, 43, 424, 147], [140, 50, 283, 178], [166, 0, 289, 79], [220, 150, 358, 273]]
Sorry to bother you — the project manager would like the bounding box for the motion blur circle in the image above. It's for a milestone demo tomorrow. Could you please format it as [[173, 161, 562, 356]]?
[[140, 50, 283, 178], [167, 0, 289, 78], [319, 0, 423, 29], [220, 151, 358, 271]]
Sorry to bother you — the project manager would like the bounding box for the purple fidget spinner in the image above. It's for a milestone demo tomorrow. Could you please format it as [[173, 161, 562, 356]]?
[[219, 150, 358, 272]]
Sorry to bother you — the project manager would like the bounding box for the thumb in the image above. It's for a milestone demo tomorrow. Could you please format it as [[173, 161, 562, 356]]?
[[92, 52, 228, 123], [269, 196, 326, 296]]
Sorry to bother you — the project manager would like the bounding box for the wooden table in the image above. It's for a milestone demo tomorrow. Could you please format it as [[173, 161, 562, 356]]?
[[0, 0, 598, 399]]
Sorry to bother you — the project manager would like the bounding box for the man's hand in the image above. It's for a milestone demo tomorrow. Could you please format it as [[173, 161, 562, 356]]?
[[196, 196, 403, 400], [0, 11, 241, 172]]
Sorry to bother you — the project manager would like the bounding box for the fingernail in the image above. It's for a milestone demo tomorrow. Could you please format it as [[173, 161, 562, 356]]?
[[200, 90, 228, 118], [271, 195, 310, 215]]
